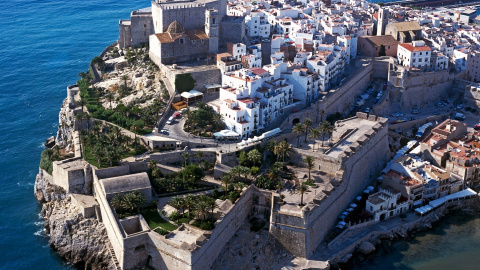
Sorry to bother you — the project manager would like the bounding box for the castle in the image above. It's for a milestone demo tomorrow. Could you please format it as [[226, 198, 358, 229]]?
[[119, 0, 245, 65]]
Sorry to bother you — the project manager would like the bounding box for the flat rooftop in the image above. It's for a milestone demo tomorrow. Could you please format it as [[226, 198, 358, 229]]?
[[326, 118, 377, 158]]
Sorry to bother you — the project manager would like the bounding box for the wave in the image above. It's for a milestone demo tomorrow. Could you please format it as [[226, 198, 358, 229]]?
[[34, 228, 46, 237]]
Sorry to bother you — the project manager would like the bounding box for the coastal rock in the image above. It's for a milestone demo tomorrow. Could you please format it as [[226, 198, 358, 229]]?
[[45, 136, 55, 148], [34, 171, 66, 203], [357, 241, 376, 255], [42, 197, 116, 270], [35, 171, 116, 269]]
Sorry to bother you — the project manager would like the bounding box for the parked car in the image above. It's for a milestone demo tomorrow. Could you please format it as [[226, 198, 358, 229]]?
[[166, 116, 174, 125], [412, 109, 419, 114], [474, 124, 480, 130], [457, 105, 463, 110], [365, 107, 371, 113], [373, 98, 379, 104], [159, 129, 169, 134]]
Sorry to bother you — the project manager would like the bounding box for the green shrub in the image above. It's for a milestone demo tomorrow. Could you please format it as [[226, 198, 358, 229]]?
[[175, 73, 195, 93], [40, 149, 55, 174]]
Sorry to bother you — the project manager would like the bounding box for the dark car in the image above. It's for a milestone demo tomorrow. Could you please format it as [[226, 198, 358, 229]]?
[[373, 98, 379, 104], [475, 125, 480, 130]]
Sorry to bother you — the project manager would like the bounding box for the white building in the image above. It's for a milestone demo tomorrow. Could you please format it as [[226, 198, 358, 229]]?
[[366, 187, 409, 222], [397, 41, 431, 69], [306, 46, 347, 91], [219, 66, 294, 138], [246, 11, 270, 38]]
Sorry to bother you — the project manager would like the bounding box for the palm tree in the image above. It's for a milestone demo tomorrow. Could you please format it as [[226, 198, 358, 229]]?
[[207, 197, 217, 220], [274, 141, 293, 163], [293, 123, 304, 147], [231, 166, 243, 182], [111, 126, 123, 145], [299, 182, 309, 206], [92, 143, 104, 167], [247, 149, 262, 166], [308, 127, 321, 151], [319, 121, 331, 147], [195, 151, 204, 168], [122, 191, 146, 213], [181, 152, 190, 167], [194, 197, 209, 222], [303, 118, 312, 143], [240, 166, 250, 182], [221, 173, 233, 196], [303, 156, 315, 183], [184, 195, 194, 219], [170, 197, 184, 221], [78, 98, 86, 112], [84, 113, 92, 132], [131, 121, 142, 151], [106, 92, 114, 109], [235, 182, 246, 192], [320, 109, 325, 122]]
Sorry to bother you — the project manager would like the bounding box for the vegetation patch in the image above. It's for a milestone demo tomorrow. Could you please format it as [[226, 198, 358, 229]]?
[[40, 147, 65, 174], [141, 207, 178, 232], [182, 102, 225, 136], [174, 73, 195, 93]]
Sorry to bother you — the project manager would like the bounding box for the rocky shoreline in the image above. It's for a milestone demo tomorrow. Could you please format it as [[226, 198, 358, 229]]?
[[35, 171, 117, 270], [332, 201, 480, 269]]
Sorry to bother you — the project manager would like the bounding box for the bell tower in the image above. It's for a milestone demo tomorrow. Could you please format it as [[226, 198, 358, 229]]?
[[205, 9, 219, 54]]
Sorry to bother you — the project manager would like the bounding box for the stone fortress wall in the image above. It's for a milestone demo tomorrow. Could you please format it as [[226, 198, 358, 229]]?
[[283, 62, 374, 128], [270, 113, 390, 257]]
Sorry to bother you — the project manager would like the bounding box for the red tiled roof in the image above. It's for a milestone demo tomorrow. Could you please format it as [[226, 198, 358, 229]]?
[[399, 43, 431, 52], [250, 67, 268, 75]]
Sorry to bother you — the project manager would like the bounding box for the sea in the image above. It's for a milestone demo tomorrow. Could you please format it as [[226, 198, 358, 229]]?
[[0, 0, 479, 269]]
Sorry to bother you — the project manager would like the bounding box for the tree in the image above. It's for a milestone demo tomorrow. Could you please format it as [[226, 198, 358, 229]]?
[[293, 123, 305, 147], [184, 195, 194, 219], [170, 197, 184, 221], [250, 166, 260, 179], [274, 141, 293, 162], [180, 164, 205, 186], [121, 74, 129, 93], [319, 121, 331, 147], [303, 118, 312, 143], [174, 73, 196, 93], [181, 152, 190, 167], [111, 191, 146, 214], [92, 143, 104, 167], [231, 166, 243, 182], [194, 196, 209, 222], [303, 156, 315, 183], [106, 92, 114, 109], [247, 149, 262, 166], [238, 151, 248, 166], [379, 44, 386, 57], [308, 127, 322, 151], [130, 121, 142, 150], [221, 173, 233, 196], [299, 182, 309, 206], [122, 191, 146, 213], [206, 196, 217, 220], [320, 109, 326, 122]]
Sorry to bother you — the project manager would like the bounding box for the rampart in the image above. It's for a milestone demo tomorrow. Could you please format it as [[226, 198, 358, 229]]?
[[270, 114, 390, 257]]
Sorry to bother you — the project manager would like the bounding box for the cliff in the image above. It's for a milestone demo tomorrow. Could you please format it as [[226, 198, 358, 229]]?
[[35, 168, 116, 269]]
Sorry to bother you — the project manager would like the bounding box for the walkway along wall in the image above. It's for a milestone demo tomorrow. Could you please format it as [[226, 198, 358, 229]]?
[[270, 115, 390, 257]]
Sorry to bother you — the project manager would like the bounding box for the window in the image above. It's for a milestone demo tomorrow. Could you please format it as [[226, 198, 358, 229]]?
[[180, 38, 184, 44]]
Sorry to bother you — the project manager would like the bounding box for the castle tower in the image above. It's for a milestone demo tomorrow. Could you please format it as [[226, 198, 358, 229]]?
[[205, 9, 219, 54], [377, 8, 389, 36]]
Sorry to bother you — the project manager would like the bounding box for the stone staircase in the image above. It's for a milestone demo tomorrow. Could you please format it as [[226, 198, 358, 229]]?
[[107, 242, 121, 270]]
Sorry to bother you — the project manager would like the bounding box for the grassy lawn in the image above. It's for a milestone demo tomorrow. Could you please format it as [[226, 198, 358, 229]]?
[[141, 207, 178, 232]]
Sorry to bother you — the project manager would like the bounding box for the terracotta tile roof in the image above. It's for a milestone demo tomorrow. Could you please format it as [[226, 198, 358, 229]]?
[[154, 33, 182, 44], [185, 29, 208, 41], [250, 67, 268, 75], [399, 43, 431, 52]]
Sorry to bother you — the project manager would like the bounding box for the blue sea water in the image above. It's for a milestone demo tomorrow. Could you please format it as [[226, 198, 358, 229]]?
[[0, 0, 146, 268]]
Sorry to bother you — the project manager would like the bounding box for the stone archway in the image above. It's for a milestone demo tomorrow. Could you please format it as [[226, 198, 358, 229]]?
[[292, 118, 300, 125]]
